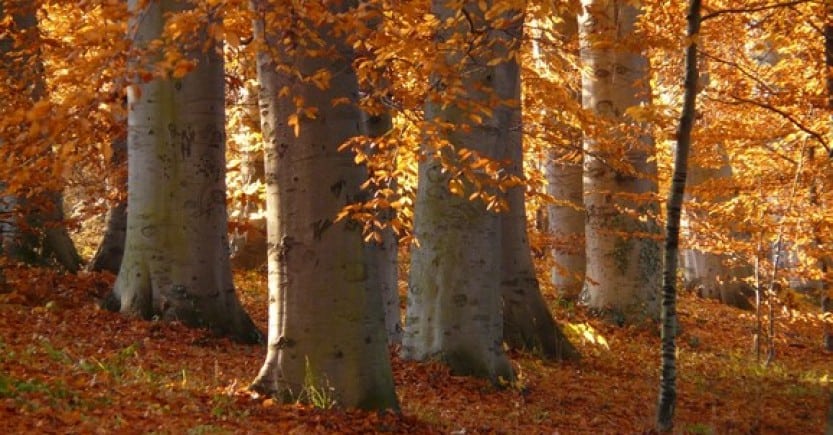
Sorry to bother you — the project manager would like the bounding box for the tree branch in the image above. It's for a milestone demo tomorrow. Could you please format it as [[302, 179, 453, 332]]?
[[716, 94, 831, 155], [701, 0, 815, 22], [701, 51, 779, 95]]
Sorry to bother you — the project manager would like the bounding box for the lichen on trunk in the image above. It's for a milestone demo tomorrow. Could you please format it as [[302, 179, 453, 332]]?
[[579, 0, 662, 322]]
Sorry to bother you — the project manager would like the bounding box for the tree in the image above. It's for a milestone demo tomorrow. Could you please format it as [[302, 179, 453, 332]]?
[[657, 0, 700, 430], [360, 108, 402, 345], [682, 145, 753, 309], [402, 0, 518, 382], [106, 0, 260, 343], [0, 0, 82, 273], [530, 9, 586, 300], [501, 10, 576, 361], [578, 0, 661, 322], [248, 0, 398, 410]]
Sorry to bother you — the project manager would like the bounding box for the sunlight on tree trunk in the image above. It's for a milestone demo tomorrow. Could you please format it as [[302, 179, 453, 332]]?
[[579, 0, 661, 322], [248, 0, 398, 410], [537, 12, 586, 300], [109, 0, 261, 343]]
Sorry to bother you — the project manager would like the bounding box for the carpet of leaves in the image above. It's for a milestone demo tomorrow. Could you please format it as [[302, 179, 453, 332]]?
[[0, 265, 830, 434]]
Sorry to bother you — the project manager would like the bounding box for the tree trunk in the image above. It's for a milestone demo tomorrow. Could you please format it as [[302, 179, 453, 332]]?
[[540, 13, 585, 300], [657, 0, 700, 430], [579, 0, 661, 322], [0, 0, 81, 273], [500, 14, 577, 361], [248, 1, 398, 410], [546, 152, 585, 299], [682, 143, 752, 309], [108, 0, 261, 344], [89, 136, 127, 273], [402, 1, 515, 383], [360, 110, 402, 345]]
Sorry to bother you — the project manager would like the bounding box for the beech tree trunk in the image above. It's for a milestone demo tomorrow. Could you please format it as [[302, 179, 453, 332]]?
[[89, 136, 127, 273], [579, 0, 661, 322], [248, 1, 398, 410], [546, 152, 585, 298], [540, 13, 585, 300], [0, 1, 81, 273], [402, 1, 516, 382], [360, 110, 402, 345], [682, 152, 753, 310], [108, 0, 261, 343], [500, 13, 576, 361]]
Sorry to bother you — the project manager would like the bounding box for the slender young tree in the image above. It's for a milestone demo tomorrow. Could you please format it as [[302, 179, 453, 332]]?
[[107, 0, 261, 343], [248, 0, 398, 409], [579, 0, 661, 322], [822, 0, 833, 352], [657, 0, 701, 430]]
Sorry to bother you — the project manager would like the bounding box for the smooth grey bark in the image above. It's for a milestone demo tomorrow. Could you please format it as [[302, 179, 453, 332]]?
[[355, 9, 400, 345], [657, 0, 700, 430], [403, 1, 514, 383], [579, 0, 661, 322], [0, 1, 81, 273], [500, 14, 577, 361], [248, 0, 398, 410], [540, 14, 585, 300], [546, 151, 585, 299], [89, 135, 127, 273], [360, 110, 402, 345], [109, 0, 261, 343]]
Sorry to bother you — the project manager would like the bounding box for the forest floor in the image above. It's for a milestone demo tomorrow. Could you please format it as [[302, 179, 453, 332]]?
[[0, 265, 830, 434]]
